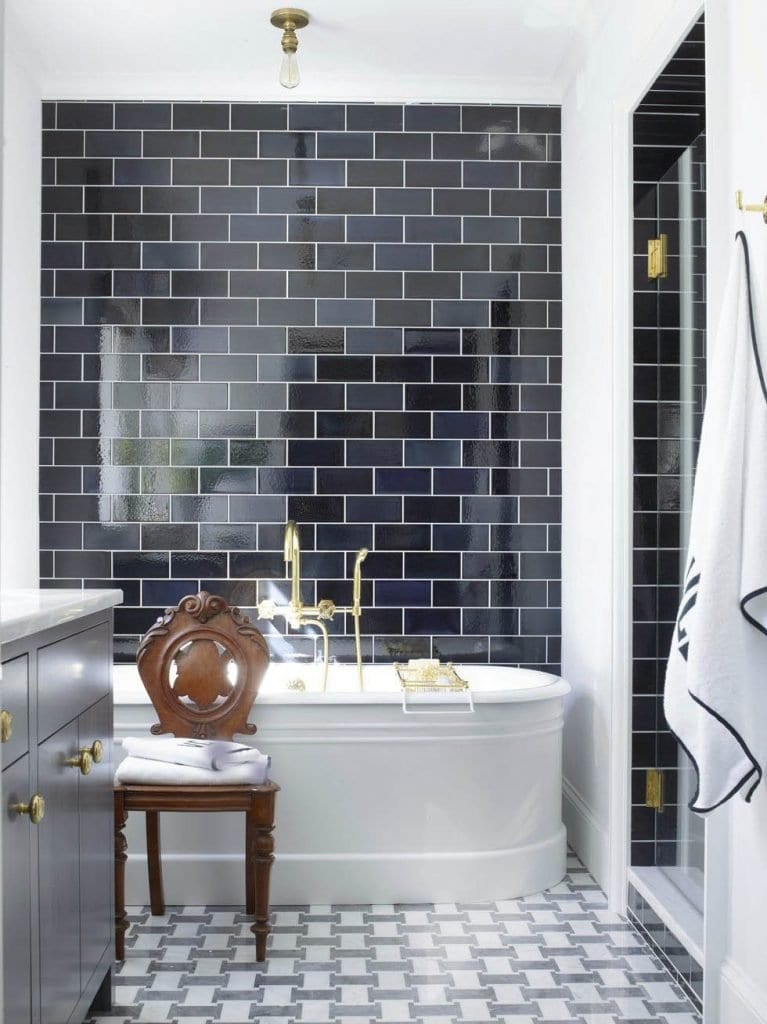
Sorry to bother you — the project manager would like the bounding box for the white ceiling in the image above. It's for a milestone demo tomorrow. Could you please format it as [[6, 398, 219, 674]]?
[[7, 0, 609, 102]]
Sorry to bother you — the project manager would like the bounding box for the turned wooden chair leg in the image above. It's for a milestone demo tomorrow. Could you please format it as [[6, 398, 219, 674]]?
[[114, 790, 128, 961], [250, 815, 276, 961], [145, 810, 165, 916], [245, 809, 256, 916]]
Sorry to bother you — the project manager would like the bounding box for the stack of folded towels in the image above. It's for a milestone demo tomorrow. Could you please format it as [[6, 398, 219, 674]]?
[[115, 737, 271, 785]]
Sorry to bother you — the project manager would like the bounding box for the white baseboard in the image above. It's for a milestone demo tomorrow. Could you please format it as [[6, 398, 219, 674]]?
[[721, 959, 767, 1024], [562, 777, 609, 887]]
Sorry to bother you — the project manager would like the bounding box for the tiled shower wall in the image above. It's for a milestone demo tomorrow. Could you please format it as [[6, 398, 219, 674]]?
[[631, 18, 705, 868], [39, 101, 562, 666]]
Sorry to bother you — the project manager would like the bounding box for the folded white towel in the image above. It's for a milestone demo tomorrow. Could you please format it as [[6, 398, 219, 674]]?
[[115, 753, 271, 786], [121, 736, 268, 772]]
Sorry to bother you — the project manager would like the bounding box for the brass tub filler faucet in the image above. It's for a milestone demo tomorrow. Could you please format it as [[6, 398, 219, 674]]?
[[257, 521, 368, 692]]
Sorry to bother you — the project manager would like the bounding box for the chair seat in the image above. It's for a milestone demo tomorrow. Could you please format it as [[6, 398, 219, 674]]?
[[115, 753, 270, 787]]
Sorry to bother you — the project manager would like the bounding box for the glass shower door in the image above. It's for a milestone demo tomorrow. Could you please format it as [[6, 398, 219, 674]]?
[[658, 134, 706, 913]]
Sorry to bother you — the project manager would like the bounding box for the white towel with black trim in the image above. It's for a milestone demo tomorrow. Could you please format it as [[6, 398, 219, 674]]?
[[120, 736, 270, 772], [115, 752, 271, 786], [664, 231, 767, 811]]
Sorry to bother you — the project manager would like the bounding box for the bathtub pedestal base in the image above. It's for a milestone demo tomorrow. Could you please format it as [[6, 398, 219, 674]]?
[[125, 824, 566, 905]]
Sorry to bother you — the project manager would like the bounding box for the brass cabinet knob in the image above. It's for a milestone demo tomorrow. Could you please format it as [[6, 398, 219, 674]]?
[[14, 794, 45, 825], [66, 749, 93, 776], [0, 710, 12, 743], [89, 740, 104, 764]]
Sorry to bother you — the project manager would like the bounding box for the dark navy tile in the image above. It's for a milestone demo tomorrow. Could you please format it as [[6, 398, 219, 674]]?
[[347, 215, 403, 243], [317, 243, 373, 270], [317, 467, 373, 494], [172, 159, 229, 185], [375, 355, 430, 382], [375, 580, 431, 607], [347, 160, 402, 186], [172, 103, 229, 130], [404, 272, 460, 299], [346, 439, 403, 466], [288, 216, 345, 243], [259, 131, 316, 158], [346, 327, 402, 354], [347, 272, 403, 299], [231, 214, 287, 241], [116, 103, 171, 129], [201, 186, 259, 213], [231, 159, 287, 185], [142, 242, 199, 269], [287, 270, 343, 298], [405, 216, 461, 243], [289, 104, 345, 131], [85, 130, 141, 156], [317, 412, 373, 438], [201, 131, 259, 157], [375, 300, 430, 328], [375, 244, 431, 271], [82, 186, 143, 213], [288, 327, 344, 354], [403, 495, 458, 524], [231, 104, 287, 130], [115, 158, 171, 185], [347, 105, 403, 131], [375, 132, 431, 160], [57, 103, 114, 129], [462, 105, 519, 133]]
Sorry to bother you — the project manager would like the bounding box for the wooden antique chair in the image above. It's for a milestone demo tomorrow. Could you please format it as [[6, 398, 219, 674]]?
[[114, 592, 279, 961]]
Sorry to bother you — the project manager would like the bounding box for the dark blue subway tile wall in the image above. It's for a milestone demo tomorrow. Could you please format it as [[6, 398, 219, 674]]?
[[39, 102, 561, 666]]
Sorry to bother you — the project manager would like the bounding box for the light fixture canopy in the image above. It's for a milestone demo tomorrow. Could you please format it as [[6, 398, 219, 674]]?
[[270, 7, 310, 90]]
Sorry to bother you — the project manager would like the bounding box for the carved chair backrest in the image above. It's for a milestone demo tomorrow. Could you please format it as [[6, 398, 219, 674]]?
[[136, 592, 270, 740]]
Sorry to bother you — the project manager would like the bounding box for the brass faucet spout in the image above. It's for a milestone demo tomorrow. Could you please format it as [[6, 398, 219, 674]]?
[[283, 520, 302, 612]]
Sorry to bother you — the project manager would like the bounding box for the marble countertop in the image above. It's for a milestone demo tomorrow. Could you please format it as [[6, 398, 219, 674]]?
[[0, 588, 123, 647]]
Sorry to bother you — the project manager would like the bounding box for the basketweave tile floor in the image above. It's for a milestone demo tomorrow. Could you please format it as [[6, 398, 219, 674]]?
[[86, 852, 701, 1024]]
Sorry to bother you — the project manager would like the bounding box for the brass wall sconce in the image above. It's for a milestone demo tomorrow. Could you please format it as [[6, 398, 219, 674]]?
[[270, 8, 310, 90]]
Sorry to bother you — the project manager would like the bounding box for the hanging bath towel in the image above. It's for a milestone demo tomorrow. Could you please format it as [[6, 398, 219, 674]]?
[[664, 231, 767, 811]]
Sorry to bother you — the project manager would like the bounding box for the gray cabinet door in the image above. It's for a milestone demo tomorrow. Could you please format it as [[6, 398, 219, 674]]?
[[38, 719, 81, 1024], [2, 753, 33, 1023], [78, 695, 113, 990]]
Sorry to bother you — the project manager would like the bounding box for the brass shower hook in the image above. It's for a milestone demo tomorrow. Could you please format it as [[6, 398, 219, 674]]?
[[736, 190, 767, 223]]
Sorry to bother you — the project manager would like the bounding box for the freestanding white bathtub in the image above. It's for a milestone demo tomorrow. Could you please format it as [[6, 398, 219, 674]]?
[[114, 662, 569, 905]]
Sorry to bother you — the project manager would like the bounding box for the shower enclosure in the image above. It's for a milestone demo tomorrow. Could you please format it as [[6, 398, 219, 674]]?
[[628, 14, 705, 1011]]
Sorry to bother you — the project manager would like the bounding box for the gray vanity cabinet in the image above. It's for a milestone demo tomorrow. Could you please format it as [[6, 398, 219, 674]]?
[[77, 695, 113, 992], [38, 719, 82, 1024], [2, 752, 34, 1024], [0, 610, 115, 1024]]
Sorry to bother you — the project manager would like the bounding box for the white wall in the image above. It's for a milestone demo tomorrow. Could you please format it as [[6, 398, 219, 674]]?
[[563, 1, 767, 1020], [0, 11, 42, 588], [705, 5, 767, 1021], [561, 0, 703, 896]]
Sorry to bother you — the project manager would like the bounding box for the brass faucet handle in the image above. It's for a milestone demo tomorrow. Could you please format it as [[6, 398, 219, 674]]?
[[257, 598, 277, 621], [317, 598, 336, 621]]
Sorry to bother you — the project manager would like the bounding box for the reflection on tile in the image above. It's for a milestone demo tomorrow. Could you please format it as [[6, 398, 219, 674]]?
[[40, 100, 561, 671]]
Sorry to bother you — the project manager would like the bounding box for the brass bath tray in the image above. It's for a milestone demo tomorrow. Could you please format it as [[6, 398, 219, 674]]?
[[394, 660, 474, 714], [394, 659, 469, 692]]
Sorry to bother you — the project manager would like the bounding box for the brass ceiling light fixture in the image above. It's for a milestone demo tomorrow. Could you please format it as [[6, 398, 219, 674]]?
[[270, 8, 310, 90]]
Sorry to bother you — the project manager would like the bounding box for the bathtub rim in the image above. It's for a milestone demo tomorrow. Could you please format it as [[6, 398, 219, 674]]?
[[113, 662, 570, 706]]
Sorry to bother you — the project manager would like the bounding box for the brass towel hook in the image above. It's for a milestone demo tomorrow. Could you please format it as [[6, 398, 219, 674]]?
[[736, 190, 767, 223]]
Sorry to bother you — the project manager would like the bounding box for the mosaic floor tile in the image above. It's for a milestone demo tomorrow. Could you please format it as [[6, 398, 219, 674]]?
[[86, 853, 701, 1024]]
